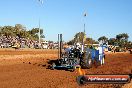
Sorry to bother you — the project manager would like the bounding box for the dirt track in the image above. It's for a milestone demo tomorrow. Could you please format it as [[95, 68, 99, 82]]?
[[0, 49, 132, 88]]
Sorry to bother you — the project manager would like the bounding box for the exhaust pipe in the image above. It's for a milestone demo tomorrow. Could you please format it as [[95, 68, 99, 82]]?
[[58, 34, 63, 59], [58, 34, 60, 59]]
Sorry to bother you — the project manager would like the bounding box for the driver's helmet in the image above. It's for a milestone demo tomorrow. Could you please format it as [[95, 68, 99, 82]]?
[[76, 43, 81, 49]]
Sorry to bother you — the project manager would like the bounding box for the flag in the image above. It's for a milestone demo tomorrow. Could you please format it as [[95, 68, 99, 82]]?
[[84, 13, 87, 17], [38, 0, 43, 4]]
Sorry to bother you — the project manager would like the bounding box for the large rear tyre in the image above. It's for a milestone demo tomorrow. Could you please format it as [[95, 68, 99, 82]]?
[[81, 52, 92, 69]]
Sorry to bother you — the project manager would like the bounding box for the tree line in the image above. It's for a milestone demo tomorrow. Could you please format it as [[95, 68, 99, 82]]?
[[67, 32, 98, 45], [0, 24, 131, 49], [0, 24, 44, 40], [98, 33, 131, 49], [67, 32, 132, 49]]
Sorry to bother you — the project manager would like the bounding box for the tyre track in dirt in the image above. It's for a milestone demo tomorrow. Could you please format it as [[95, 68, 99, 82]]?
[[0, 49, 132, 88]]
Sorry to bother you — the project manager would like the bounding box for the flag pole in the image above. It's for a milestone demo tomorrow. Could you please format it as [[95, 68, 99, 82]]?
[[38, 0, 43, 48], [82, 12, 86, 52], [39, 19, 40, 47]]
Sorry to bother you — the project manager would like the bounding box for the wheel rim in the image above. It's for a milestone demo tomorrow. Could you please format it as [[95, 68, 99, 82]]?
[[88, 59, 92, 65]]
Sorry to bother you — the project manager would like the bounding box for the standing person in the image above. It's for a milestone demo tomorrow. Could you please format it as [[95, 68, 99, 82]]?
[[64, 45, 71, 57], [98, 45, 105, 65]]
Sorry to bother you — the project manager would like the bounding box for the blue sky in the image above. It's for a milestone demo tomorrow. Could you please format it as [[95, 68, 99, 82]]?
[[0, 0, 132, 42]]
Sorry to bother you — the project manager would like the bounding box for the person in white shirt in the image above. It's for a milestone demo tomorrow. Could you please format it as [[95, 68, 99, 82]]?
[[98, 46, 105, 65]]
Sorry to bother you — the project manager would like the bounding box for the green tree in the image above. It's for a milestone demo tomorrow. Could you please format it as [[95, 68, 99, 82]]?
[[74, 32, 85, 43], [67, 32, 97, 45], [40, 29, 45, 38], [116, 33, 129, 48], [1, 26, 16, 37], [15, 24, 25, 31], [67, 39, 74, 45], [108, 38, 117, 45], [30, 28, 39, 35], [85, 37, 98, 44], [125, 41, 132, 49], [98, 36, 108, 43], [0, 24, 45, 41], [116, 33, 129, 41]]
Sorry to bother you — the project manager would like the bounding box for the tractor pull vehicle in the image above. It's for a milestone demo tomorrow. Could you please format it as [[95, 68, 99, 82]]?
[[50, 34, 105, 71]]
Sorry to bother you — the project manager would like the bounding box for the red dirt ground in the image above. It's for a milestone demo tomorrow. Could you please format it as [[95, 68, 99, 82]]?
[[0, 49, 132, 88]]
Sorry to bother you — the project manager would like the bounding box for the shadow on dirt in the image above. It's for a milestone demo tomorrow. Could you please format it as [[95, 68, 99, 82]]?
[[46, 59, 59, 69], [45, 59, 74, 72]]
